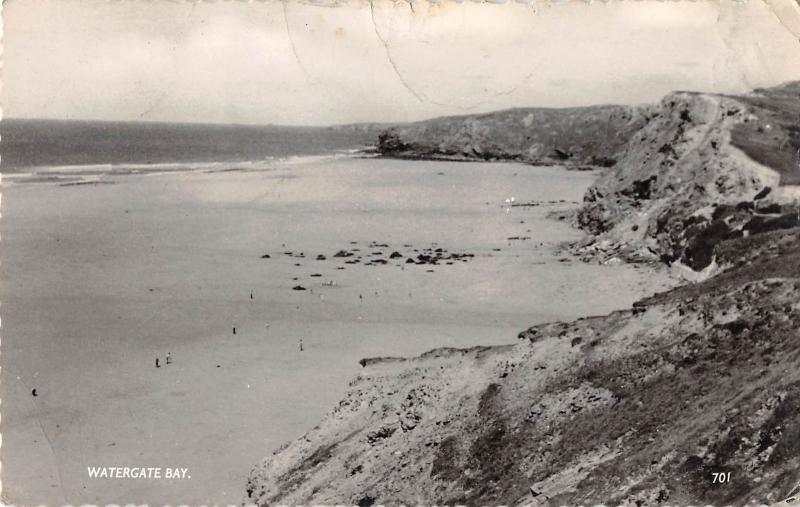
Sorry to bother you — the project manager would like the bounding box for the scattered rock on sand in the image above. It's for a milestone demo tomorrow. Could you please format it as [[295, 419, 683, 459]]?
[[292, 285, 307, 291]]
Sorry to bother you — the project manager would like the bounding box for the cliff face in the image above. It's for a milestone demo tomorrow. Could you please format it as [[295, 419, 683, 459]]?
[[375, 105, 646, 168], [246, 84, 800, 507], [576, 85, 800, 270]]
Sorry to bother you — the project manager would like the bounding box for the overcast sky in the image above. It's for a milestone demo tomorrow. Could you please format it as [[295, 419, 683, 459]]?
[[3, 0, 800, 125]]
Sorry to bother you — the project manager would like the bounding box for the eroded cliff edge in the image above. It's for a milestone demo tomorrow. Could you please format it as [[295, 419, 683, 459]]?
[[246, 83, 800, 506]]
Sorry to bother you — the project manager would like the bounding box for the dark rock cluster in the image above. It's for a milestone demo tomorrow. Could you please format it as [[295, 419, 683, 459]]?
[[260, 241, 479, 289]]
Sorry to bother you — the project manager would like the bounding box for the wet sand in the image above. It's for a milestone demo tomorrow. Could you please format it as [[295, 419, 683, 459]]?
[[0, 157, 673, 504]]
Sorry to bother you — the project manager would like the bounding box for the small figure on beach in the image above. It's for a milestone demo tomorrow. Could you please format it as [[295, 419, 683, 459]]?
[[299, 338, 304, 352], [166, 352, 172, 365], [250, 290, 254, 300], [504, 196, 515, 214], [31, 388, 38, 397], [233, 327, 237, 335], [155, 357, 161, 368]]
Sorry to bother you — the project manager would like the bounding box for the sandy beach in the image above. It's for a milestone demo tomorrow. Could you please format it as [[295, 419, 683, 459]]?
[[0, 157, 673, 504]]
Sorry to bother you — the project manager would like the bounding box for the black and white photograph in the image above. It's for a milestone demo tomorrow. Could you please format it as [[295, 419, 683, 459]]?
[[2, 0, 800, 505]]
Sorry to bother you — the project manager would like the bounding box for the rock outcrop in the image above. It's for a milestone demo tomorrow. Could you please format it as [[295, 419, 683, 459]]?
[[246, 83, 800, 506]]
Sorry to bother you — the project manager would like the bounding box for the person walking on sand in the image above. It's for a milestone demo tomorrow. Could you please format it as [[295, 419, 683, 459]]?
[[299, 338, 304, 352]]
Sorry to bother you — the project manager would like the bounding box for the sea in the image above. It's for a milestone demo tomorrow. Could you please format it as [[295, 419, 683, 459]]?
[[1, 118, 382, 173]]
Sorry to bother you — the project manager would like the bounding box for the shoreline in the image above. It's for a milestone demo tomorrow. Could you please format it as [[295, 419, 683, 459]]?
[[357, 147, 607, 172], [1, 150, 370, 185]]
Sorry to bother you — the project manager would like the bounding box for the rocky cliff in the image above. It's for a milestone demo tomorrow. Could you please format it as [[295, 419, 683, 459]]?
[[375, 105, 646, 168], [575, 82, 800, 271], [246, 83, 800, 506]]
